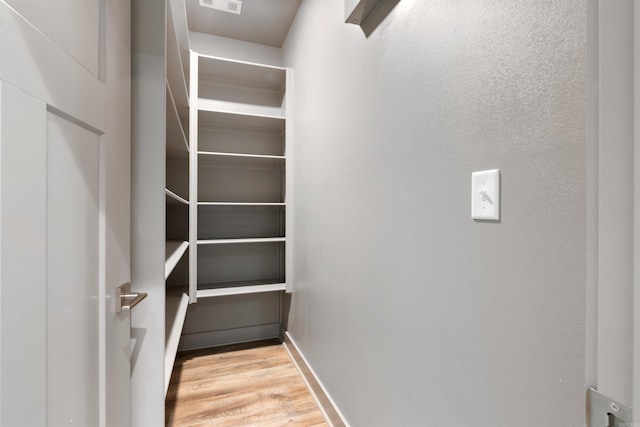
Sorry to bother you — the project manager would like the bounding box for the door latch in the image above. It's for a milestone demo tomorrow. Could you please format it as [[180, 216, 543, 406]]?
[[588, 388, 632, 427]]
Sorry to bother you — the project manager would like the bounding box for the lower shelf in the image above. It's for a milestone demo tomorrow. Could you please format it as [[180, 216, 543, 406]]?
[[165, 241, 189, 280], [197, 280, 286, 298], [197, 237, 285, 245], [165, 292, 189, 396]]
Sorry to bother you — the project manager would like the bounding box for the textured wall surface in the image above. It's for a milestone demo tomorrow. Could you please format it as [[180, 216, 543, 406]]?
[[283, 1, 586, 426]]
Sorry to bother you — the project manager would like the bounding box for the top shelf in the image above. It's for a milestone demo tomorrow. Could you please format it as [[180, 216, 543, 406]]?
[[198, 54, 286, 92], [167, 4, 188, 108], [197, 107, 285, 132]]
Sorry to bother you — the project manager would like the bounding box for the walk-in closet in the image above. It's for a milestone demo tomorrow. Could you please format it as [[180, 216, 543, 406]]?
[[132, 0, 297, 424]]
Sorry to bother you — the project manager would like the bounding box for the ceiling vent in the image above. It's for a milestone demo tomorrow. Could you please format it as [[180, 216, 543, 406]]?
[[199, 0, 243, 14]]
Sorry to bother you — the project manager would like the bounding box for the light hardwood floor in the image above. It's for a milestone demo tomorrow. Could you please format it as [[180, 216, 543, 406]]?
[[166, 339, 328, 427]]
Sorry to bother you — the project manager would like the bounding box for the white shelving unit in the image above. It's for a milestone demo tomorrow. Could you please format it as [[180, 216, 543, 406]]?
[[188, 51, 292, 302], [163, 1, 190, 398], [132, 1, 294, 412]]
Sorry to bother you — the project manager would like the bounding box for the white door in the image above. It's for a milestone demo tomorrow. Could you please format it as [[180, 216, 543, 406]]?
[[0, 1, 132, 426]]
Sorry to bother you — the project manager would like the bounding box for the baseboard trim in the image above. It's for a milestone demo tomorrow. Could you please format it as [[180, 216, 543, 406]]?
[[283, 332, 350, 427]]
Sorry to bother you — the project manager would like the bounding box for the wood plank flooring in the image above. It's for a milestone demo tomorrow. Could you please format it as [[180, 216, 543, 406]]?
[[166, 339, 328, 427]]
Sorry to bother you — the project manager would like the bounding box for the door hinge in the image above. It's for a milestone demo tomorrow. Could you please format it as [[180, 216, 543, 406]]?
[[588, 388, 633, 427]]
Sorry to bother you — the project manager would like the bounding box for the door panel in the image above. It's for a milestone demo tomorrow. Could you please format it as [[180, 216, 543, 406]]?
[[0, 81, 48, 427], [46, 112, 100, 426], [4, 0, 101, 76], [0, 1, 105, 133], [0, 1, 131, 426]]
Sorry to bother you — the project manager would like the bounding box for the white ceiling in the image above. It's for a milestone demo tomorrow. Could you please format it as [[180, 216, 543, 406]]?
[[186, 0, 302, 48]]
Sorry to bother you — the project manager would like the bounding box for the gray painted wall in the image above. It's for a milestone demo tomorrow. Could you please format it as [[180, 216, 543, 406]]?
[[282, 1, 586, 426]]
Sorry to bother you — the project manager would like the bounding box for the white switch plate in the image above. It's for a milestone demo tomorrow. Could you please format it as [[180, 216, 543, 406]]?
[[472, 169, 500, 220]]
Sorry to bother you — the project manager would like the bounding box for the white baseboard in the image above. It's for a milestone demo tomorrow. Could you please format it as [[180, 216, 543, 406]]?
[[283, 332, 350, 427]]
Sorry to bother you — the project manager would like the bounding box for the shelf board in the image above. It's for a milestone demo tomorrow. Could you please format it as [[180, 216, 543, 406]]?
[[168, 0, 190, 77], [198, 103, 285, 133], [198, 202, 285, 206], [198, 151, 285, 160], [199, 98, 284, 119], [197, 237, 285, 245], [198, 151, 285, 168], [165, 292, 189, 395], [166, 83, 189, 154], [197, 120, 283, 137], [166, 188, 188, 205], [166, 4, 188, 108], [165, 241, 189, 279], [197, 282, 286, 298], [198, 54, 286, 90]]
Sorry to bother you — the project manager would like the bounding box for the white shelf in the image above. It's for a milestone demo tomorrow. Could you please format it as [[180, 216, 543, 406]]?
[[165, 241, 189, 279], [168, 0, 190, 80], [198, 151, 285, 160], [198, 110, 285, 133], [165, 292, 189, 395], [198, 98, 284, 120], [197, 237, 285, 245], [166, 4, 188, 108], [198, 202, 285, 206], [166, 188, 188, 205], [166, 84, 189, 154], [198, 54, 286, 90], [198, 151, 285, 169], [198, 104, 285, 133], [197, 282, 286, 298], [197, 111, 285, 132]]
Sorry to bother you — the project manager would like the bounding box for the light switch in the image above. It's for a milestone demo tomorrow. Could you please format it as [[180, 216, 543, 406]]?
[[472, 169, 500, 220]]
